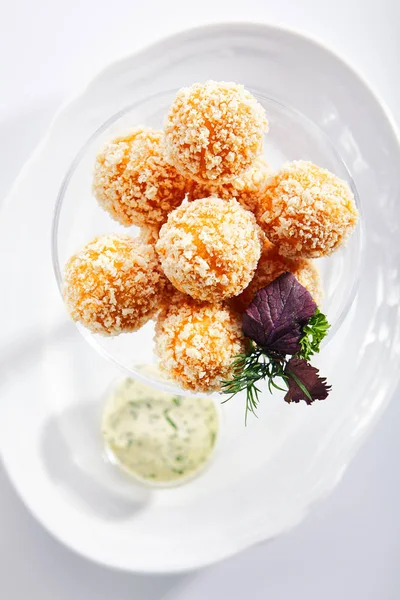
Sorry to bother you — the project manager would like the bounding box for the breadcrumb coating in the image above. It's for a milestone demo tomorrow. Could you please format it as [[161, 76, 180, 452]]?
[[138, 228, 181, 307], [155, 295, 246, 392], [93, 128, 189, 228], [63, 234, 165, 336], [231, 239, 322, 312], [156, 197, 263, 301], [258, 160, 359, 258], [139, 226, 160, 245], [187, 156, 273, 212], [164, 81, 268, 183]]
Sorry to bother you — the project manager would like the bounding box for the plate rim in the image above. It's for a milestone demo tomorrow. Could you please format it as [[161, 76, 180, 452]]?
[[3, 21, 399, 221]]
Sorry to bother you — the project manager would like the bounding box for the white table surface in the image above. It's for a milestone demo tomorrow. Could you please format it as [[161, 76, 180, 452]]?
[[1, 1, 400, 598]]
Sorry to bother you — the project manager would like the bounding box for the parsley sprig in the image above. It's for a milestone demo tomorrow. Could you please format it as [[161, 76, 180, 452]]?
[[299, 309, 330, 360]]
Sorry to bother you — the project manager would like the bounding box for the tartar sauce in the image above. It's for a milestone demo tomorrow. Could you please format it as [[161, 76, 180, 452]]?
[[102, 377, 218, 485]]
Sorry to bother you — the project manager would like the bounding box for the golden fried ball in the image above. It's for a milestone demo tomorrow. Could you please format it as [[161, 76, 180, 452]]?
[[164, 81, 268, 183], [231, 239, 322, 312], [139, 226, 160, 245], [138, 226, 179, 307], [93, 128, 189, 228], [63, 234, 165, 336], [187, 156, 273, 212], [155, 295, 246, 392], [156, 196, 264, 301], [257, 160, 359, 258]]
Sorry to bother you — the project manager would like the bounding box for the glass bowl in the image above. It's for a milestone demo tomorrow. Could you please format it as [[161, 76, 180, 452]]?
[[52, 89, 364, 395]]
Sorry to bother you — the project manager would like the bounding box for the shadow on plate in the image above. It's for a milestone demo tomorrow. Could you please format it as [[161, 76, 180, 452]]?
[[40, 400, 151, 521], [0, 464, 190, 596]]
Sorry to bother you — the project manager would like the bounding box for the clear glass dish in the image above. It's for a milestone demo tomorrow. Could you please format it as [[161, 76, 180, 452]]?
[[52, 89, 364, 395]]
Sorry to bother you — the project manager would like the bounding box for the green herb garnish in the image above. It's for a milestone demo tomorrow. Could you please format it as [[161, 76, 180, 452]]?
[[299, 308, 330, 360], [222, 344, 288, 424], [222, 273, 331, 422], [164, 409, 178, 430], [171, 468, 185, 475]]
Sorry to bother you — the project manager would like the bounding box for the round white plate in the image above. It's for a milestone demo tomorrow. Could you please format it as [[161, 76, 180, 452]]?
[[1, 23, 399, 573]]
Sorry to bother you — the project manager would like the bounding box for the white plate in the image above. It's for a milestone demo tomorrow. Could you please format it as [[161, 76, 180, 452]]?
[[1, 23, 399, 573]]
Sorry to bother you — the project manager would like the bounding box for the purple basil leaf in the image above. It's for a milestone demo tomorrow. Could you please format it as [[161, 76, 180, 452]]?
[[284, 357, 331, 404], [242, 272, 317, 355]]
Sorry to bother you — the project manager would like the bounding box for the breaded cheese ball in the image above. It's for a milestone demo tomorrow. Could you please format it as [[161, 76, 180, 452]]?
[[155, 295, 246, 392], [138, 225, 178, 306], [63, 234, 165, 336], [231, 239, 322, 312], [187, 156, 273, 213], [139, 226, 160, 245], [93, 128, 188, 228], [257, 160, 359, 258], [156, 197, 263, 301], [164, 81, 268, 183]]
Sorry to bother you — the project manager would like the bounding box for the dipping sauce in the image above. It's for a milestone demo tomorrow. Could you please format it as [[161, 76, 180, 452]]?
[[102, 377, 219, 485]]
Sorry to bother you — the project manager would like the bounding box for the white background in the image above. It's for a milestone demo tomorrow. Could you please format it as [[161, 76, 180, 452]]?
[[1, 1, 400, 598]]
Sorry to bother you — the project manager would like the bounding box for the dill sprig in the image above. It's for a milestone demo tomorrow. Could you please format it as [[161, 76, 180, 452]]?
[[221, 342, 288, 424]]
